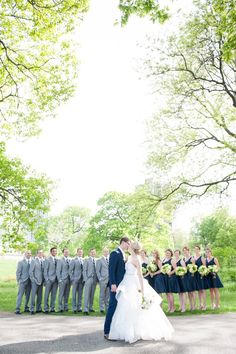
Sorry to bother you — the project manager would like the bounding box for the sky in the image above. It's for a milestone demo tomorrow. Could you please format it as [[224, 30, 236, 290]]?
[[6, 0, 220, 234]]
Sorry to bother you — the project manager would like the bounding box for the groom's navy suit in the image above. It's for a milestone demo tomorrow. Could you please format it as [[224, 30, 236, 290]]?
[[104, 248, 125, 335]]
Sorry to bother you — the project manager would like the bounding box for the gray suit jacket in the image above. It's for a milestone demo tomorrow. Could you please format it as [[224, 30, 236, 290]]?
[[16, 259, 30, 283], [69, 257, 84, 282], [44, 256, 57, 282], [56, 257, 70, 282], [96, 257, 109, 283], [83, 257, 98, 283], [29, 258, 44, 285]]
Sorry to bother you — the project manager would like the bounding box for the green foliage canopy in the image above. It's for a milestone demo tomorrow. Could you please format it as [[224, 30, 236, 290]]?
[[144, 0, 236, 202], [0, 0, 88, 137], [46, 206, 91, 254], [83, 188, 174, 255], [0, 142, 52, 250], [118, 0, 169, 25], [211, 0, 236, 62], [192, 208, 236, 249]]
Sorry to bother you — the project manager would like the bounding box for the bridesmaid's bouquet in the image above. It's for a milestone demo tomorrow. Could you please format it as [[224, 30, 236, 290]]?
[[147, 263, 157, 274], [142, 267, 148, 275], [175, 266, 187, 278], [141, 295, 153, 310], [160, 264, 171, 275], [208, 265, 218, 278], [187, 264, 198, 276], [198, 265, 209, 278]]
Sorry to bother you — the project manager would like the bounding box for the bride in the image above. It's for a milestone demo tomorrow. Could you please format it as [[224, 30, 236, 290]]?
[[109, 241, 174, 343]]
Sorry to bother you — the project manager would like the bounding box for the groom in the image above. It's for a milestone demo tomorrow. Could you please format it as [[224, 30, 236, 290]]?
[[104, 236, 131, 339]]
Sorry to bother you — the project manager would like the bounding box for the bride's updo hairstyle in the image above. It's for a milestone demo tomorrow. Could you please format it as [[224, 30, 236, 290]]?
[[131, 241, 142, 255]]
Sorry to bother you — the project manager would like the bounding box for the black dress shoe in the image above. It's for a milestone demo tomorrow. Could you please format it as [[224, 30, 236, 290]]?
[[44, 310, 49, 314], [89, 309, 95, 312], [36, 310, 42, 313], [78, 309, 82, 312], [100, 310, 105, 313], [31, 311, 35, 315], [73, 310, 77, 314], [50, 310, 55, 313], [83, 311, 89, 315], [24, 308, 30, 313], [64, 309, 69, 312], [15, 311, 21, 315], [104, 334, 117, 342], [59, 310, 64, 313]]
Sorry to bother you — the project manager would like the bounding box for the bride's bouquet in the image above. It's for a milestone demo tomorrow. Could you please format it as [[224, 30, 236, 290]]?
[[147, 263, 157, 274], [208, 265, 218, 278], [175, 266, 187, 277], [187, 264, 198, 276], [198, 265, 209, 278], [160, 264, 171, 275], [141, 295, 153, 310]]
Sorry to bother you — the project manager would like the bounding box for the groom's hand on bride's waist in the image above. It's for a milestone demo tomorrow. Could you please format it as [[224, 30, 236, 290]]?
[[111, 284, 117, 292]]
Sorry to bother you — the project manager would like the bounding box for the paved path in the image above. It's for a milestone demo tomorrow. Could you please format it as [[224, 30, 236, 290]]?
[[0, 312, 235, 354]]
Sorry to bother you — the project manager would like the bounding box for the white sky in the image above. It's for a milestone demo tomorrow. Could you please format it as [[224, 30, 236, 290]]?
[[6, 0, 226, 234]]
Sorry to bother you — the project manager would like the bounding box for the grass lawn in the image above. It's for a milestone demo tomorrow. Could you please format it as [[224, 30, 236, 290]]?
[[0, 258, 235, 316]]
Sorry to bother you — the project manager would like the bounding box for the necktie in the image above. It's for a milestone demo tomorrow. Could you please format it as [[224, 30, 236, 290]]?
[[106, 257, 109, 265], [80, 259, 83, 271]]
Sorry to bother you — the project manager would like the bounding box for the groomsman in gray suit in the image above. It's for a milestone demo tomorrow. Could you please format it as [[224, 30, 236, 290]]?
[[29, 250, 44, 314], [15, 250, 32, 314], [83, 248, 98, 315], [44, 247, 58, 313], [96, 248, 110, 313], [56, 248, 71, 312], [69, 248, 84, 313]]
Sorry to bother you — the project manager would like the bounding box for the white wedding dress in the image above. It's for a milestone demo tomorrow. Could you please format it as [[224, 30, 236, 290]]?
[[109, 261, 174, 343]]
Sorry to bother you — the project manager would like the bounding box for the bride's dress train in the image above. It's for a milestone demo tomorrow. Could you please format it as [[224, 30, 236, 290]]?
[[109, 262, 174, 343]]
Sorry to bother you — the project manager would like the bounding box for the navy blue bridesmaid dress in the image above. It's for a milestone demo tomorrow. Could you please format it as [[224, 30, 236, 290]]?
[[194, 256, 209, 290], [163, 259, 180, 294], [184, 257, 197, 292], [143, 261, 155, 289], [206, 258, 224, 289], [176, 259, 188, 293], [154, 264, 166, 294], [142, 262, 148, 272]]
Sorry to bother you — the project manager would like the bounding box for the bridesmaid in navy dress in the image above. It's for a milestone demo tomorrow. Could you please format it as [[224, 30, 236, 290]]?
[[144, 250, 156, 289], [205, 248, 223, 309], [151, 250, 165, 296], [183, 246, 197, 311], [145, 250, 160, 291], [193, 245, 208, 310], [140, 249, 149, 280], [174, 249, 187, 312], [162, 249, 179, 312]]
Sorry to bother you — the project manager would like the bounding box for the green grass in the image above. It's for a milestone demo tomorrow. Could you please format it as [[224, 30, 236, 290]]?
[[0, 258, 235, 316], [0, 258, 18, 280]]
